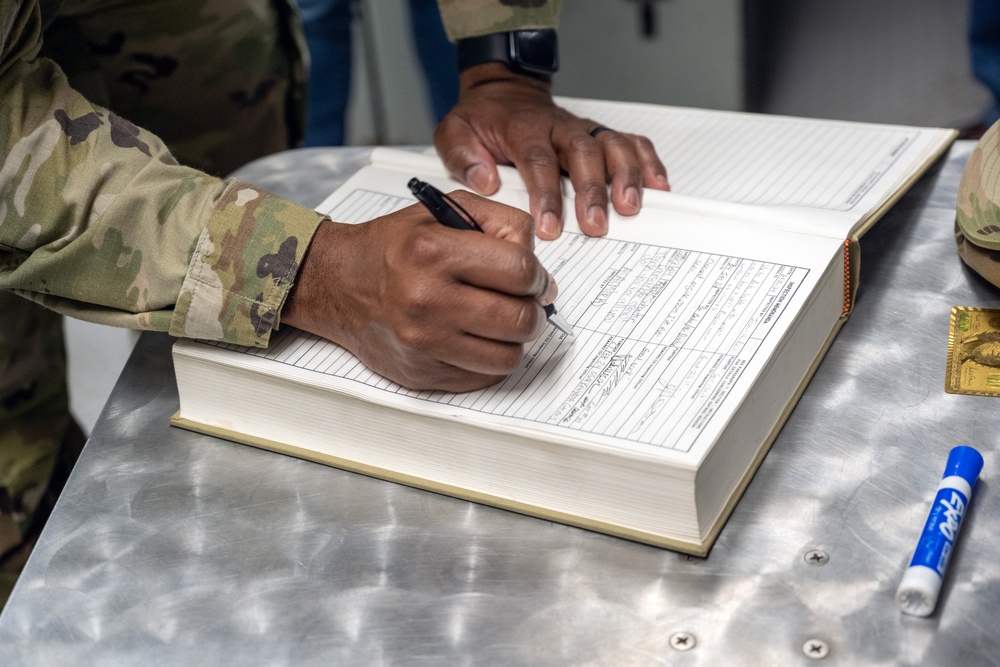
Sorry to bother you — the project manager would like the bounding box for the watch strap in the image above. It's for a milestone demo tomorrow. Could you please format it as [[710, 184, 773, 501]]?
[[457, 30, 558, 81]]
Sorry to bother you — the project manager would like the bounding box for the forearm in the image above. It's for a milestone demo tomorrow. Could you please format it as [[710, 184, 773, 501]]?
[[0, 55, 324, 346]]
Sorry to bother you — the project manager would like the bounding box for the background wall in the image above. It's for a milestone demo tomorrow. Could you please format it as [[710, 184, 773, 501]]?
[[557, 0, 744, 111], [745, 0, 989, 127]]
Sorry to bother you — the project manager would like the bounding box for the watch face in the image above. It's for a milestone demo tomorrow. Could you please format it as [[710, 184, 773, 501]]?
[[511, 30, 559, 76]]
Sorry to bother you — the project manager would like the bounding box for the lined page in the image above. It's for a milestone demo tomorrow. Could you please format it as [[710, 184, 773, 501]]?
[[204, 170, 844, 459], [558, 97, 950, 216]]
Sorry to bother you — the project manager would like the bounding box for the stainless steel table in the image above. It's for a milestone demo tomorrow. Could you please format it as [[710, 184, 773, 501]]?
[[1, 143, 997, 666]]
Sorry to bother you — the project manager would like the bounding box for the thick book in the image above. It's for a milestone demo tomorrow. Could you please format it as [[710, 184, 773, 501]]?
[[171, 99, 955, 555]]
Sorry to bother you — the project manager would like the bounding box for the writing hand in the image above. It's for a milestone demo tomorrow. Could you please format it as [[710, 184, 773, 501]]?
[[434, 64, 670, 240], [282, 191, 558, 392]]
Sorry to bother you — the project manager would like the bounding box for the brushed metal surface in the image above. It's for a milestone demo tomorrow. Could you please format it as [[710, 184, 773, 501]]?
[[1, 142, 997, 666]]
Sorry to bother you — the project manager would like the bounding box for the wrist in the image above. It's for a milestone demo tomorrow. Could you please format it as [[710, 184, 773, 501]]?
[[282, 219, 347, 336], [459, 63, 552, 96]]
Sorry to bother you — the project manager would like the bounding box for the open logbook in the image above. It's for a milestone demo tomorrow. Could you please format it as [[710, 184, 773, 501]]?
[[171, 99, 954, 555]]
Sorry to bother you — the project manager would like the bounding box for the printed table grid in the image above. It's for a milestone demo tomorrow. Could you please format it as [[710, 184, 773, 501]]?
[[210, 191, 809, 453]]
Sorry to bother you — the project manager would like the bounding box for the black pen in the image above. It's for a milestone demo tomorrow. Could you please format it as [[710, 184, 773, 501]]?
[[408, 178, 574, 337]]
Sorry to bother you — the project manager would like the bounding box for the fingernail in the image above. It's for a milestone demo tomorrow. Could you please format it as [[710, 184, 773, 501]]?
[[539, 271, 558, 306], [539, 211, 561, 238], [624, 186, 640, 213], [656, 174, 671, 191], [465, 164, 492, 192], [585, 206, 608, 235]]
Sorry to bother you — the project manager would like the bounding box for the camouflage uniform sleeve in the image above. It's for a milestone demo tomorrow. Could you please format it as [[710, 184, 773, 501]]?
[[955, 121, 1000, 289], [0, 1, 325, 348], [435, 0, 562, 41]]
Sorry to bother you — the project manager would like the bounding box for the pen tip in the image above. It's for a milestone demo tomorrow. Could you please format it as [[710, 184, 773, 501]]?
[[549, 313, 575, 337]]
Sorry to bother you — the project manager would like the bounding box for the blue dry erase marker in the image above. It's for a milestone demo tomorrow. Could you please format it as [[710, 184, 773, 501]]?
[[896, 445, 984, 617]]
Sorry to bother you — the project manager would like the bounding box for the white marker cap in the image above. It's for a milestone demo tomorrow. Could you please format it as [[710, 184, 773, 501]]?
[[897, 565, 941, 617]]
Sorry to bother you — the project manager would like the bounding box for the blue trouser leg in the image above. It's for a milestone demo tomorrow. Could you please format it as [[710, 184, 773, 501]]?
[[299, 0, 355, 146], [970, 0, 1000, 125]]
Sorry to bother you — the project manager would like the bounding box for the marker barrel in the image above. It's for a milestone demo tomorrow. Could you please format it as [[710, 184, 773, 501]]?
[[896, 445, 983, 617]]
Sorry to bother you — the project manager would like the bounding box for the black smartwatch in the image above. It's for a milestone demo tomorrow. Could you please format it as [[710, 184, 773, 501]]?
[[456, 29, 559, 82]]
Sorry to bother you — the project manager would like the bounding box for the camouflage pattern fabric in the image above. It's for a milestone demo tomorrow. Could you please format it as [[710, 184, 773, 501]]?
[[0, 0, 325, 607], [956, 120, 1000, 289], [39, 0, 309, 177], [0, 0, 566, 608], [437, 0, 560, 40], [0, 291, 86, 604]]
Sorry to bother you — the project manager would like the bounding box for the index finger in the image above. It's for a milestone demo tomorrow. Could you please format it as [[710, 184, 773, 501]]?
[[443, 190, 536, 251]]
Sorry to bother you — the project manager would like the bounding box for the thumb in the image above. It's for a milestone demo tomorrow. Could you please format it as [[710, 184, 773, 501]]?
[[434, 115, 501, 195]]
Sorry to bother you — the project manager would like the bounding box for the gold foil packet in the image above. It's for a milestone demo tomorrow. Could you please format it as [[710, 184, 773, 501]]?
[[946, 307, 1000, 396]]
